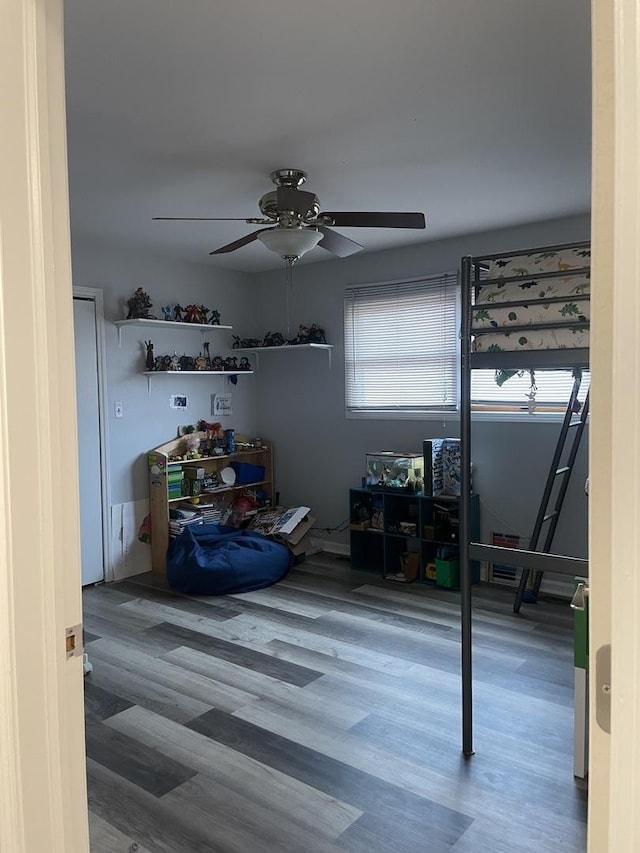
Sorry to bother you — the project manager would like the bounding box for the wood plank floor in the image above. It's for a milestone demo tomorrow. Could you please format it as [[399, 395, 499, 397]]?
[[83, 554, 587, 852]]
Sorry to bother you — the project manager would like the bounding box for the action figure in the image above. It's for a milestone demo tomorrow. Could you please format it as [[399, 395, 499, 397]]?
[[126, 287, 154, 319], [144, 340, 154, 370]]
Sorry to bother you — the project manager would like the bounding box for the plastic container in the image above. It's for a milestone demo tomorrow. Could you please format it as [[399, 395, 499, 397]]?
[[229, 461, 266, 484], [435, 557, 460, 588]]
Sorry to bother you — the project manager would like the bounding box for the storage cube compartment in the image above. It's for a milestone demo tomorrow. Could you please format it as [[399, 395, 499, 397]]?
[[384, 494, 419, 535], [384, 536, 419, 582], [350, 490, 384, 530], [365, 451, 423, 491], [350, 529, 384, 573]]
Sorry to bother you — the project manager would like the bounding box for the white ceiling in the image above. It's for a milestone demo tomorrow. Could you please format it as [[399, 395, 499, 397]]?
[[63, 0, 591, 273]]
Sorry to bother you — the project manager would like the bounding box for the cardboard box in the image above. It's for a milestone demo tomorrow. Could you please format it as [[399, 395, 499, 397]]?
[[274, 515, 315, 557], [249, 507, 315, 557], [184, 467, 205, 480], [399, 552, 419, 581]]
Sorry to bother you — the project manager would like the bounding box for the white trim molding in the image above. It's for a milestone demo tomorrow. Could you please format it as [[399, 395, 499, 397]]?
[[74, 286, 113, 582], [0, 0, 89, 850], [604, 0, 640, 849]]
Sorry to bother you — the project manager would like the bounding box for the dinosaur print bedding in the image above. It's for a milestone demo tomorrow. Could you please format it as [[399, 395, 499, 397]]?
[[471, 246, 590, 352]]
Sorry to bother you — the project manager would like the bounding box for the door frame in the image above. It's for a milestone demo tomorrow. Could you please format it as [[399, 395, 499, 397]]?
[[0, 0, 89, 849], [590, 0, 640, 849], [73, 286, 113, 583], [0, 0, 637, 850]]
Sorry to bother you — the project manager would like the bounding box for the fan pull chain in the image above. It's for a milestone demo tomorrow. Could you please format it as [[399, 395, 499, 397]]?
[[285, 259, 294, 336]]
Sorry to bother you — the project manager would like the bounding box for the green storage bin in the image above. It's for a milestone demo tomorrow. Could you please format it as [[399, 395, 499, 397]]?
[[435, 557, 459, 588]]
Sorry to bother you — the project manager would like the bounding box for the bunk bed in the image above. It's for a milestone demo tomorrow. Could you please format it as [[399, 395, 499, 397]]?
[[459, 240, 590, 757]]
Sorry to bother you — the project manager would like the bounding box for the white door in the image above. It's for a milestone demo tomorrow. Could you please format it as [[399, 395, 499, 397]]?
[[73, 297, 105, 585], [589, 0, 640, 850], [0, 0, 90, 849]]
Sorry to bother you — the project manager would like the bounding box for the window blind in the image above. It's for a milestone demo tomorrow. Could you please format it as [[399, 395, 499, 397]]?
[[471, 368, 590, 408], [344, 273, 458, 413]]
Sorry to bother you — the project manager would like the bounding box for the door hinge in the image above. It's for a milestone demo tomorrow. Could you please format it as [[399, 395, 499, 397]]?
[[595, 643, 611, 734], [65, 623, 83, 659]]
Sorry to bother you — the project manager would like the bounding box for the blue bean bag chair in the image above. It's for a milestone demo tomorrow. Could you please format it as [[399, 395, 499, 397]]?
[[166, 524, 293, 595]]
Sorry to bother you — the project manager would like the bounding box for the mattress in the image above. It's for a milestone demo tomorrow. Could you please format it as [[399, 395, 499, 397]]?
[[473, 327, 589, 353], [472, 246, 590, 351]]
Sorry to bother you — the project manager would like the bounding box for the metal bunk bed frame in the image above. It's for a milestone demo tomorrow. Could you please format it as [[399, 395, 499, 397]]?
[[459, 239, 590, 757]]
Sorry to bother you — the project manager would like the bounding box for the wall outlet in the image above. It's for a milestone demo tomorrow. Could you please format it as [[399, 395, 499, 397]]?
[[114, 401, 124, 418]]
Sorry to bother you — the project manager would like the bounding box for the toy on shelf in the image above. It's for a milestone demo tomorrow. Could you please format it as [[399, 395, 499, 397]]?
[[232, 324, 329, 348], [233, 336, 261, 349], [145, 340, 154, 370], [183, 304, 208, 324], [126, 288, 155, 319], [287, 323, 327, 344], [262, 331, 287, 347]]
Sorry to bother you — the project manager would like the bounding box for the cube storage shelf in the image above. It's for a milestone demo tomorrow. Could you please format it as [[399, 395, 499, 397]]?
[[349, 487, 480, 587]]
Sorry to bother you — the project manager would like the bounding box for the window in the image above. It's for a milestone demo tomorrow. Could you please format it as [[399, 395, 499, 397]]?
[[344, 272, 589, 418], [344, 273, 458, 415], [471, 367, 590, 412]]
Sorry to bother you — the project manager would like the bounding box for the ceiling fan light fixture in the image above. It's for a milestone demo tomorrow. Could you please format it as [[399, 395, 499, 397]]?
[[257, 227, 322, 260]]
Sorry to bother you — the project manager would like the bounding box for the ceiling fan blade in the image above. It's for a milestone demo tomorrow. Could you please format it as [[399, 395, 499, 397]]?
[[209, 228, 273, 255], [321, 211, 426, 229], [153, 217, 253, 221], [317, 226, 364, 258], [276, 187, 318, 216]]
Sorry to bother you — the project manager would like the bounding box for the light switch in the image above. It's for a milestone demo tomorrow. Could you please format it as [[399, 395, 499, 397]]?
[[114, 401, 124, 418]]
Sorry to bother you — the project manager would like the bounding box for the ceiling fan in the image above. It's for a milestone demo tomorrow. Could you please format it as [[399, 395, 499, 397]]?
[[153, 168, 426, 262]]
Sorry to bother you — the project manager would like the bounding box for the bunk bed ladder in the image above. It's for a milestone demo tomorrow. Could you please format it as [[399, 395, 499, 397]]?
[[513, 373, 589, 613]]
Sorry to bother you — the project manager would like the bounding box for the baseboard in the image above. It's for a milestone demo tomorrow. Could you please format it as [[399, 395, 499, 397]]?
[[538, 577, 574, 600], [310, 540, 575, 599], [311, 538, 350, 557]]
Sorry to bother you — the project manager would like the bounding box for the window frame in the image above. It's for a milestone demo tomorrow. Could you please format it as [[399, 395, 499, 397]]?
[[344, 272, 460, 418], [343, 273, 590, 422]]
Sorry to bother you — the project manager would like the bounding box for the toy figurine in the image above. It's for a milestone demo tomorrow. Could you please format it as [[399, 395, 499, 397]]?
[[184, 433, 201, 459], [161, 305, 174, 321], [183, 304, 203, 323], [144, 340, 154, 370], [179, 354, 194, 371], [223, 356, 238, 370], [153, 355, 163, 371], [239, 356, 251, 371], [203, 341, 211, 368], [209, 309, 221, 325], [194, 353, 208, 370], [173, 304, 183, 322], [126, 287, 154, 319], [232, 335, 260, 349], [169, 351, 180, 371], [211, 356, 224, 371], [287, 323, 327, 345], [262, 331, 286, 347]]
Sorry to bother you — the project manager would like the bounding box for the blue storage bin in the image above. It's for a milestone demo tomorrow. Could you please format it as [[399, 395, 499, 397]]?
[[230, 461, 266, 484]]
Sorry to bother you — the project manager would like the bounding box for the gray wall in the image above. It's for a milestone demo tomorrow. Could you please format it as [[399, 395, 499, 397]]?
[[71, 237, 258, 506], [247, 214, 590, 560]]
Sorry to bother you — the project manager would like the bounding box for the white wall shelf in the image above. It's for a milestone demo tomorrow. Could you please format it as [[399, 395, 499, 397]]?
[[142, 369, 253, 395], [114, 317, 232, 347], [232, 343, 333, 369]]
